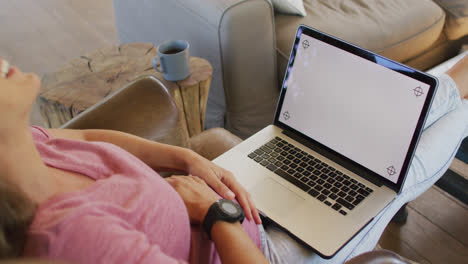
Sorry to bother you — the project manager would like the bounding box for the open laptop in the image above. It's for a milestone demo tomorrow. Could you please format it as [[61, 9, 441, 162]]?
[[213, 25, 438, 258]]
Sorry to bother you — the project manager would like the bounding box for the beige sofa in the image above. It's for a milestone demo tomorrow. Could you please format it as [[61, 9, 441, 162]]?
[[114, 0, 468, 138]]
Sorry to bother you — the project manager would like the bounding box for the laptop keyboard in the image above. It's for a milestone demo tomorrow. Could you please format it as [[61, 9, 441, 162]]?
[[248, 137, 374, 216]]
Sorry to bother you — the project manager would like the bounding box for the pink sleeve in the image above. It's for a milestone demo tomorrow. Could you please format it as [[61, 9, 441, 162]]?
[[52, 215, 188, 264], [30, 126, 51, 142]]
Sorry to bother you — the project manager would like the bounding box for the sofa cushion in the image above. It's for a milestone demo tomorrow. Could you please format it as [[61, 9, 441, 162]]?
[[433, 0, 468, 40], [275, 0, 445, 78]]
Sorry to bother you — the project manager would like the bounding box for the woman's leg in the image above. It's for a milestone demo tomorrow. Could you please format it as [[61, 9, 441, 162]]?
[[342, 100, 468, 262], [262, 55, 468, 263], [424, 74, 463, 129], [424, 52, 468, 128]]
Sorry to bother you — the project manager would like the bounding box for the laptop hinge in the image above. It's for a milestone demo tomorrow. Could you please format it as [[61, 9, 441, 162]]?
[[282, 130, 384, 187]]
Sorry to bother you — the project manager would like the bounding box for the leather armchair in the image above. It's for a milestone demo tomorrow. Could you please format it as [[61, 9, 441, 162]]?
[[60, 75, 242, 161]]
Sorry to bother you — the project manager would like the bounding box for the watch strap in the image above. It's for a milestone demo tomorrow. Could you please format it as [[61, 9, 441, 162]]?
[[202, 199, 244, 240]]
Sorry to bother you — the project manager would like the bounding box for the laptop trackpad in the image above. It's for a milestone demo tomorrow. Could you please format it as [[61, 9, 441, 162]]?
[[252, 178, 304, 217]]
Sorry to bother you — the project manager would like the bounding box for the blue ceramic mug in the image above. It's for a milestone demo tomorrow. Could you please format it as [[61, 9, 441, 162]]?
[[153, 40, 190, 81]]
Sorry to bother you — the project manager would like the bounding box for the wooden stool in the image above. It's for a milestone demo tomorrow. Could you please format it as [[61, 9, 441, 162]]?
[[38, 42, 212, 137]]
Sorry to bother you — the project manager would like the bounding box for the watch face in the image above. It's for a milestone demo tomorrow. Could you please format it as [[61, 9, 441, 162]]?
[[221, 201, 239, 215]]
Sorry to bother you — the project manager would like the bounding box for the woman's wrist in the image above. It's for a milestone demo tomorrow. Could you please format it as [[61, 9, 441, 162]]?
[[178, 148, 198, 172], [210, 221, 269, 264], [210, 221, 243, 241], [150, 143, 196, 172]]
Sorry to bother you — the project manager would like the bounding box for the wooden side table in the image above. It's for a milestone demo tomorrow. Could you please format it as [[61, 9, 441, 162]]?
[[38, 42, 212, 137]]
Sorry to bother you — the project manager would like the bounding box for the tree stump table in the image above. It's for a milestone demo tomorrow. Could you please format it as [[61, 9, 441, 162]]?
[[38, 42, 212, 137]]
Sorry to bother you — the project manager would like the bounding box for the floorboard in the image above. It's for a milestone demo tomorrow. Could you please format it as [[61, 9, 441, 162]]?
[[0, 0, 118, 126], [408, 186, 468, 246], [382, 206, 468, 264], [379, 228, 431, 264], [450, 158, 468, 179]]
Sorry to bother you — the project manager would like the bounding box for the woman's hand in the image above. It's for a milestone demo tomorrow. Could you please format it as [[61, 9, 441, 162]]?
[[167, 175, 269, 264], [165, 175, 220, 224], [184, 151, 262, 224]]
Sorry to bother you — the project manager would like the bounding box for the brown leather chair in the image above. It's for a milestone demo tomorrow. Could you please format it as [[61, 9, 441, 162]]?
[[60, 75, 242, 161]]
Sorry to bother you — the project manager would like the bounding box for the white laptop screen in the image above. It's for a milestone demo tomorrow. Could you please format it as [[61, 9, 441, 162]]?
[[277, 32, 431, 184]]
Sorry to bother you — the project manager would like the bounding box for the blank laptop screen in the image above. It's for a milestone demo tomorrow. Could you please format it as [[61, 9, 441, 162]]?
[[278, 33, 431, 184]]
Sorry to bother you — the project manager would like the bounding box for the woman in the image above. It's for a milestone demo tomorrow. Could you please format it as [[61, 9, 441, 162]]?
[[0, 55, 467, 263], [0, 58, 265, 263]]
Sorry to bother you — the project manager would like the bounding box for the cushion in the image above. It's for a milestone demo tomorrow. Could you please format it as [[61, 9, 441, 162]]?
[[433, 0, 468, 40], [270, 0, 306, 16], [275, 0, 445, 79]]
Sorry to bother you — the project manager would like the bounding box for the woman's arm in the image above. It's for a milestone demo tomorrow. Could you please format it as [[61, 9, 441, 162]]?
[[211, 222, 269, 264], [49, 128, 190, 171], [49, 128, 262, 224], [165, 175, 268, 263]]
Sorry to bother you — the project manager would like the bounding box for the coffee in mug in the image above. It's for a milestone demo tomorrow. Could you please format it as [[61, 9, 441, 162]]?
[[153, 40, 190, 81], [164, 48, 184, 54]]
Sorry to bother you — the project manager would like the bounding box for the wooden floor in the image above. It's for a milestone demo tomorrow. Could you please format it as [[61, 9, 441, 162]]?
[[0, 0, 118, 126], [1, 1, 467, 263], [379, 186, 468, 264]]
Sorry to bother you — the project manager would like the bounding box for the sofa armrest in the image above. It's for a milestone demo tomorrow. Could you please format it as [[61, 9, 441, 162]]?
[[114, 0, 279, 138], [61, 75, 190, 148], [433, 0, 468, 40], [188, 127, 242, 160]]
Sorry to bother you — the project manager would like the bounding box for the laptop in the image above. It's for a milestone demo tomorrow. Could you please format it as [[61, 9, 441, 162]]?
[[213, 25, 438, 258]]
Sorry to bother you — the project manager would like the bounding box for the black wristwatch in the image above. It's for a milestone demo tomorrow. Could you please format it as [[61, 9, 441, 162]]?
[[202, 199, 245, 239]]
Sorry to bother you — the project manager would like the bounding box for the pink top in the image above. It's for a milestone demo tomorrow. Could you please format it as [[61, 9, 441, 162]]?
[[24, 126, 260, 264]]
